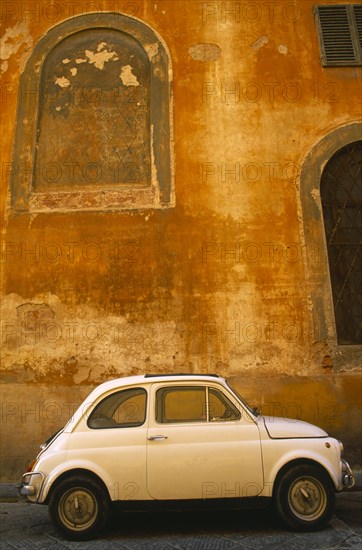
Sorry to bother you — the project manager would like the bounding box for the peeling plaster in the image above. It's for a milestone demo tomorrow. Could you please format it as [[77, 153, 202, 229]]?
[[120, 65, 139, 86], [278, 45, 288, 55], [189, 43, 221, 62], [145, 42, 159, 61], [0, 293, 187, 383], [55, 76, 71, 88], [97, 42, 108, 51], [85, 42, 118, 69], [16, 302, 55, 329], [252, 35, 269, 50], [70, 67, 77, 76], [0, 21, 33, 74], [311, 188, 321, 203]]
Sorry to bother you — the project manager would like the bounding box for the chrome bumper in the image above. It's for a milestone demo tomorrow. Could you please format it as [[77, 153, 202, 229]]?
[[341, 459, 355, 489], [18, 472, 45, 502]]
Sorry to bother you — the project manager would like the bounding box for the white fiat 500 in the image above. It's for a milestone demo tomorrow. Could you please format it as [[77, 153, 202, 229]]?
[[19, 374, 354, 540]]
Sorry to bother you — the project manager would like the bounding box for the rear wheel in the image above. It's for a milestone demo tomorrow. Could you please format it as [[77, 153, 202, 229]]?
[[48, 475, 110, 540], [274, 464, 335, 531]]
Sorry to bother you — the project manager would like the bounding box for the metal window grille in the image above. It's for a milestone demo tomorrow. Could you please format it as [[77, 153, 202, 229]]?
[[315, 5, 362, 66], [321, 141, 362, 345]]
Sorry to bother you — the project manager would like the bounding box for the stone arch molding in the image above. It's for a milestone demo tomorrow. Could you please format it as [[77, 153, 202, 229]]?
[[299, 122, 362, 352], [10, 12, 174, 212]]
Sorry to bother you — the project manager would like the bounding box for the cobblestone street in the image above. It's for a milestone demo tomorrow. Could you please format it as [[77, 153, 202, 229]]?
[[0, 493, 361, 549]]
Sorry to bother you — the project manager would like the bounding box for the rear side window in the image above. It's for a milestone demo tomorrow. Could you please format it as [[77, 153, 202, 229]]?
[[88, 387, 147, 429]]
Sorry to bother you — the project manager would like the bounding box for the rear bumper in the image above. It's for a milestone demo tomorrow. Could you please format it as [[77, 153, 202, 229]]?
[[18, 472, 45, 503], [341, 459, 355, 490]]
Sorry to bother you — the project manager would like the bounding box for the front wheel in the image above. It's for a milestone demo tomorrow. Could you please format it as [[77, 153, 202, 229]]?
[[274, 464, 335, 531], [48, 475, 110, 540]]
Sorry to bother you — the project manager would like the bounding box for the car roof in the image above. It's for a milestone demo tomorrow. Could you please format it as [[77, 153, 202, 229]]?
[[90, 373, 225, 396], [64, 374, 228, 431]]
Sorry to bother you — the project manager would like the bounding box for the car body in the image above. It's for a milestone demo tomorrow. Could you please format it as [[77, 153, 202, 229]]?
[[19, 374, 355, 540]]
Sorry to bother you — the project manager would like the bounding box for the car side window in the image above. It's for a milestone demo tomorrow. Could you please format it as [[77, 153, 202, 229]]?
[[88, 387, 147, 429], [156, 386, 241, 423], [156, 387, 207, 423], [208, 388, 241, 421]]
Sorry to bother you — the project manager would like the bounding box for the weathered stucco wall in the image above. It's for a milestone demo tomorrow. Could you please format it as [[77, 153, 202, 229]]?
[[1, 0, 361, 481]]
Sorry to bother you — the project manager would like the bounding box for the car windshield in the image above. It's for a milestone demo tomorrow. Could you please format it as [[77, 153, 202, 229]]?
[[226, 380, 260, 417]]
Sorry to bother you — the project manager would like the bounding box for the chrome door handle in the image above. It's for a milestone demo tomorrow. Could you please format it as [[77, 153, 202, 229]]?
[[148, 435, 168, 441]]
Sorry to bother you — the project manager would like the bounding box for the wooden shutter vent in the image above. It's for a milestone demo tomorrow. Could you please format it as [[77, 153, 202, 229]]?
[[315, 5, 362, 66]]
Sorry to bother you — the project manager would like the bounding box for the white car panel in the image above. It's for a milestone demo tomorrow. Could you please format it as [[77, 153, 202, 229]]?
[[147, 381, 264, 500], [263, 416, 328, 438]]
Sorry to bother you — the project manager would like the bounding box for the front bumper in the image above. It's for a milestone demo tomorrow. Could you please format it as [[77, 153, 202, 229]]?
[[341, 459, 355, 489], [18, 472, 45, 502]]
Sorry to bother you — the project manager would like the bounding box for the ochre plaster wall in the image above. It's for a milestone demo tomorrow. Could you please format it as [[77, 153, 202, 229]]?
[[1, 0, 361, 480]]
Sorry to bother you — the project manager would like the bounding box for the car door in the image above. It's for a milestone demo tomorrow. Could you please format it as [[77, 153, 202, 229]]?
[[147, 383, 264, 500]]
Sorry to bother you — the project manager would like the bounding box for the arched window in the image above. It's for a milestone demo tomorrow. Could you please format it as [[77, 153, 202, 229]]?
[[299, 124, 362, 360], [321, 141, 362, 344], [10, 13, 174, 212]]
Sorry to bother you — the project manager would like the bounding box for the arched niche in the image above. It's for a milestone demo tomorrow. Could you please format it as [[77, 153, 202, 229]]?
[[10, 12, 174, 212]]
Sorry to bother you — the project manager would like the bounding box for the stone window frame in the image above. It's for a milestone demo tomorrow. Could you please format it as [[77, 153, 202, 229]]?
[[10, 12, 174, 212], [299, 122, 362, 366]]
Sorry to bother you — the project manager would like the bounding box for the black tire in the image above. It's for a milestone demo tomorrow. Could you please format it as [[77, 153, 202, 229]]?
[[274, 464, 335, 531], [48, 475, 111, 540]]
